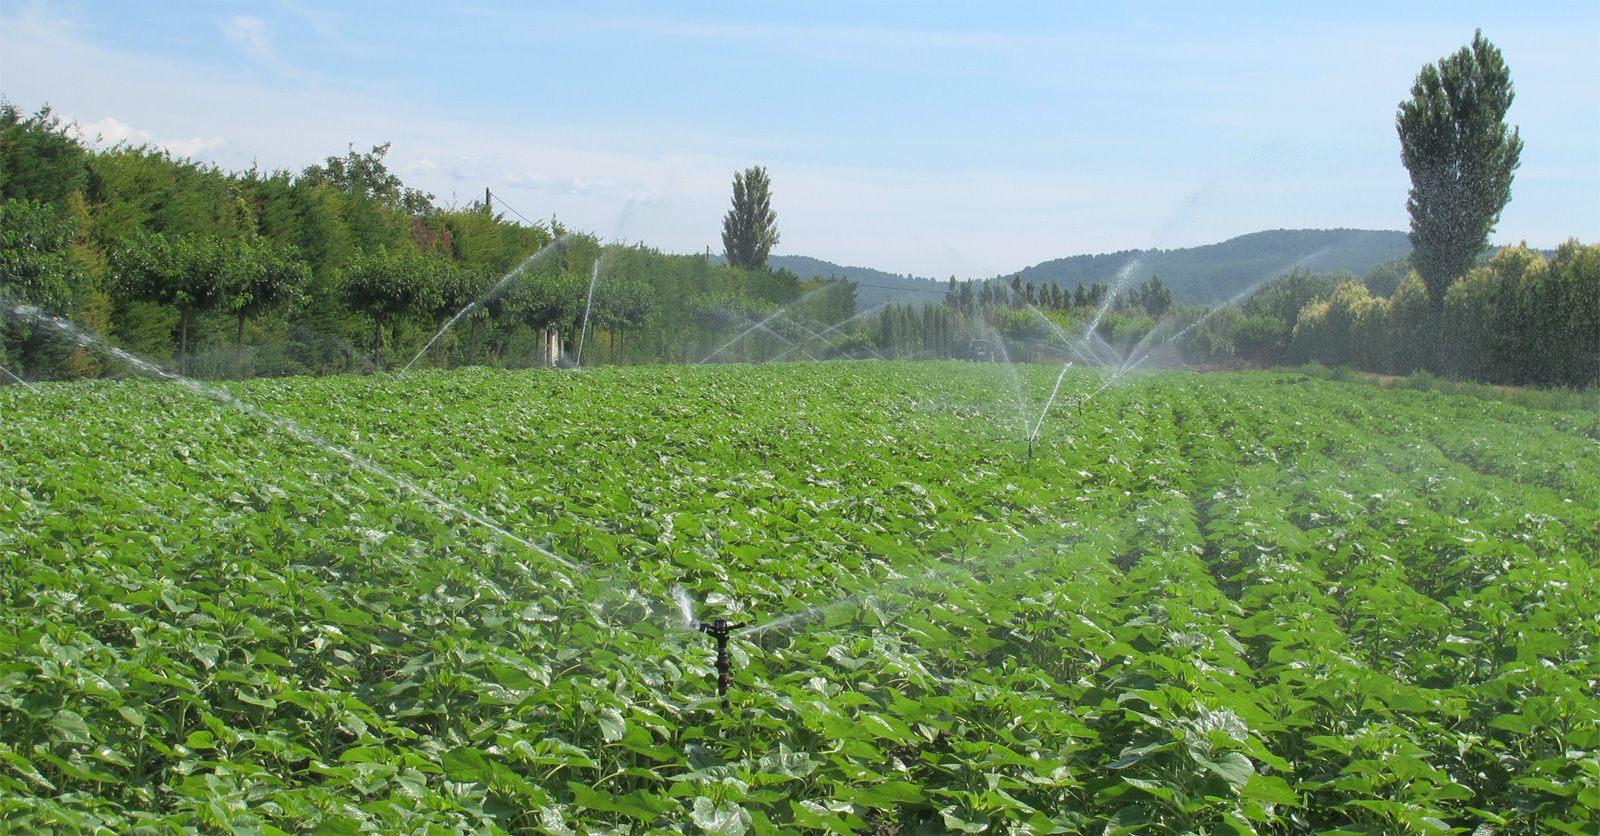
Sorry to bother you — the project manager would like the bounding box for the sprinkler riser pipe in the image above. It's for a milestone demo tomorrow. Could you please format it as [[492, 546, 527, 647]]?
[[695, 617, 748, 711]]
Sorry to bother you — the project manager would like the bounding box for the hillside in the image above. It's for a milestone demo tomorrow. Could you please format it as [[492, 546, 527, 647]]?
[[1015, 228, 1412, 303], [773, 229, 1415, 308], [767, 255, 948, 309]]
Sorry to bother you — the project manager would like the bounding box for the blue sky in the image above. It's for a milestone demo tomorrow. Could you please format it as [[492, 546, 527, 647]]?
[[3, 1, 1596, 278]]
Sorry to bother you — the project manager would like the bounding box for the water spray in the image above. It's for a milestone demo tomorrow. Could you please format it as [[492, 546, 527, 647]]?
[[0, 362, 40, 393], [5, 298, 583, 575], [694, 617, 748, 710], [696, 284, 835, 365], [575, 258, 602, 368], [1025, 361, 1073, 467], [767, 302, 889, 363], [403, 236, 572, 373]]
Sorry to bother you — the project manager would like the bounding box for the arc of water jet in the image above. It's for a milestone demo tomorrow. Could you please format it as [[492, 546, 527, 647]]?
[[670, 585, 697, 630], [695, 284, 836, 366], [404, 236, 571, 373], [0, 362, 40, 393], [746, 320, 819, 362], [788, 317, 887, 362], [1027, 362, 1073, 446], [735, 556, 981, 640], [971, 320, 1033, 439], [697, 308, 791, 365], [1021, 304, 1113, 367], [767, 302, 889, 363], [701, 306, 821, 363], [575, 258, 602, 368], [1068, 361, 1148, 417], [1118, 248, 1337, 376], [1081, 256, 1143, 348], [767, 315, 886, 363], [8, 299, 582, 575]]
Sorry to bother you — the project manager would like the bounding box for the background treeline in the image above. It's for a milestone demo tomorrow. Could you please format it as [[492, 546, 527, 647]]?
[[837, 250, 1595, 390], [0, 103, 846, 379], [2, 102, 1595, 388]]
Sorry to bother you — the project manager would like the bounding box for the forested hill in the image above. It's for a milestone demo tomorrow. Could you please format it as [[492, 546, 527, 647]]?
[[1015, 229, 1412, 303], [772, 229, 1414, 307], [765, 255, 945, 309]]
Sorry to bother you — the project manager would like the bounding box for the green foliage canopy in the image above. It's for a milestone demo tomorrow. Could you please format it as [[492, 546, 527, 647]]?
[[1397, 30, 1523, 305], [721, 166, 779, 270]]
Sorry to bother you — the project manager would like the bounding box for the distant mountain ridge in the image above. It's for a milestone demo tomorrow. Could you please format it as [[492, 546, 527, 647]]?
[[1014, 229, 1412, 304], [765, 255, 950, 310], [770, 228, 1415, 308]]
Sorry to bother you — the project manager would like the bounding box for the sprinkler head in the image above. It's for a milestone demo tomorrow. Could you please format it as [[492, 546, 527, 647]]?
[[695, 617, 744, 640], [694, 618, 749, 710]]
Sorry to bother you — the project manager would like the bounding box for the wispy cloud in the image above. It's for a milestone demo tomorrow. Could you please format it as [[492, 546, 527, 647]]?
[[591, 15, 1050, 53], [496, 169, 680, 205], [222, 15, 273, 63], [73, 115, 227, 160]]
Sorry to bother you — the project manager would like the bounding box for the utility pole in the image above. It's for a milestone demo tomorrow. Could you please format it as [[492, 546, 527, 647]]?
[[484, 186, 492, 210]]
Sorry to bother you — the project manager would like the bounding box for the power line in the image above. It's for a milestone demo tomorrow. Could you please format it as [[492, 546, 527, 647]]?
[[484, 188, 541, 230], [851, 281, 947, 294]]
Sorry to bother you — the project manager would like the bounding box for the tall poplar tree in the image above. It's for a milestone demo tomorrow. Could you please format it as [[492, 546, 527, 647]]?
[[721, 166, 779, 270], [1396, 30, 1522, 307]]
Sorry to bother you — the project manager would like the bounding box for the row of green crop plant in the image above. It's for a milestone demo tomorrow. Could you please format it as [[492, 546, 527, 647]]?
[[2, 365, 1595, 830], [1171, 377, 1597, 831]]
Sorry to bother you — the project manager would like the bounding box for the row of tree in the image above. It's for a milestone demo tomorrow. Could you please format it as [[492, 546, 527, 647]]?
[[764, 249, 1592, 391], [2, 27, 1594, 389], [939, 274, 1170, 320], [0, 104, 844, 379], [1290, 244, 1597, 387]]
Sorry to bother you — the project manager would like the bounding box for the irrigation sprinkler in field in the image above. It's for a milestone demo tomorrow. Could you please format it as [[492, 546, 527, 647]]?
[[695, 617, 748, 710]]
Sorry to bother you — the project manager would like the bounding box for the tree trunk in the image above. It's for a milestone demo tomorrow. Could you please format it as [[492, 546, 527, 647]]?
[[373, 312, 385, 370], [179, 308, 189, 376], [235, 312, 249, 378]]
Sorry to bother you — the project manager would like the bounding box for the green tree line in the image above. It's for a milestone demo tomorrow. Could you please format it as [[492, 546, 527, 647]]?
[[0, 103, 836, 380]]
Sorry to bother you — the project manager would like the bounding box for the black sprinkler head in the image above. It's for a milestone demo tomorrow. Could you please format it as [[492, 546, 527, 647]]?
[[694, 618, 748, 710]]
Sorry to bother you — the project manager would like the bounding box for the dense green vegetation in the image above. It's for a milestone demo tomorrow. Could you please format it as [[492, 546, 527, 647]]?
[[3, 83, 1594, 390], [0, 103, 835, 378], [1288, 244, 1599, 387], [3, 363, 1597, 832], [1398, 30, 1523, 304], [722, 166, 780, 271]]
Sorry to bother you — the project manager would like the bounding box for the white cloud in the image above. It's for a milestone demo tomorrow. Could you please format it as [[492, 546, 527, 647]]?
[[494, 169, 680, 205], [72, 115, 227, 160], [222, 15, 273, 63], [75, 116, 151, 146], [163, 135, 229, 159]]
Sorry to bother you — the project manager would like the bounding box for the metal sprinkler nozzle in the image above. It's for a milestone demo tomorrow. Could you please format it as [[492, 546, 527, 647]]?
[[695, 617, 748, 710]]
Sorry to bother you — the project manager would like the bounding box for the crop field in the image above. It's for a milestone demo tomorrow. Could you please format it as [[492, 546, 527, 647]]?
[[1, 362, 1597, 833]]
